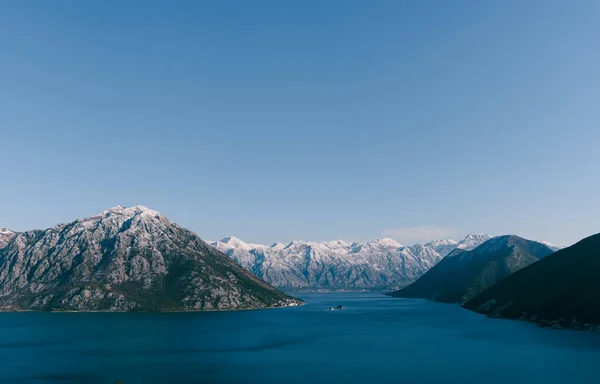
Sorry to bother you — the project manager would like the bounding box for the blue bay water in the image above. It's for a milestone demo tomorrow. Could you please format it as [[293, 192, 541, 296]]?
[[1, 293, 599, 383]]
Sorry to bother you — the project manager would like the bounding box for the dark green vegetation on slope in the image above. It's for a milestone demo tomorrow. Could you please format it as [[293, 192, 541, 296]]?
[[390, 236, 554, 304], [0, 206, 302, 311], [464, 233, 600, 329]]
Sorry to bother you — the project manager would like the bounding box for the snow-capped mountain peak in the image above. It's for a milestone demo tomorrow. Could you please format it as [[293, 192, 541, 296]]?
[[425, 239, 458, 256], [456, 233, 493, 250], [0, 228, 15, 237], [0, 228, 17, 249], [213, 236, 267, 252], [370, 238, 403, 248], [425, 239, 458, 246], [321, 240, 355, 248], [98, 205, 163, 219], [220, 236, 248, 246]]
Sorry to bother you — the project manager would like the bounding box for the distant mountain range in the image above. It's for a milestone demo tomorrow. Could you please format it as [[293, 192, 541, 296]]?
[[210, 233, 493, 291], [0, 206, 301, 311], [390, 235, 555, 304], [464, 233, 600, 330]]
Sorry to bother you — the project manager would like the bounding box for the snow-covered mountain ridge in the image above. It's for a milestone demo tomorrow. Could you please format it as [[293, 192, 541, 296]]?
[[210, 233, 495, 291]]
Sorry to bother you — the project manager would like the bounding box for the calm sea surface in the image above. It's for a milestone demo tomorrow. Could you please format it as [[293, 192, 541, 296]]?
[[1, 292, 599, 384]]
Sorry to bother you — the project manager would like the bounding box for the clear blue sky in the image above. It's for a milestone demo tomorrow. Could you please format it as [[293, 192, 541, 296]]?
[[1, 1, 599, 246]]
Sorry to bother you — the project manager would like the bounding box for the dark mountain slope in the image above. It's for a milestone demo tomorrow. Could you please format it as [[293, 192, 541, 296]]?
[[464, 233, 600, 329], [390, 235, 554, 304]]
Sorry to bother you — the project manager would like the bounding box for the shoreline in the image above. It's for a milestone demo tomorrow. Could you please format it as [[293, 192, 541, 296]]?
[[0, 301, 306, 314], [479, 312, 600, 333]]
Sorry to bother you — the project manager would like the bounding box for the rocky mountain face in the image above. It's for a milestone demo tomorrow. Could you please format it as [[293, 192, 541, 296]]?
[[0, 228, 17, 249], [464, 233, 600, 330], [210, 233, 493, 291], [0, 206, 302, 311], [390, 235, 554, 304]]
